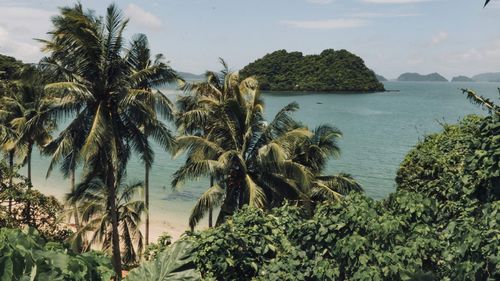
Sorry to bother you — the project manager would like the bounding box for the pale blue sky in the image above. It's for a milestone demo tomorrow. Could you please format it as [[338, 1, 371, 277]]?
[[0, 0, 499, 79]]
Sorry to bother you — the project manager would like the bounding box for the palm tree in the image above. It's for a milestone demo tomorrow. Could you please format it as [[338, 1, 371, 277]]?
[[0, 66, 54, 223], [67, 177, 145, 266], [39, 4, 174, 278], [173, 66, 315, 228], [174, 64, 364, 229], [289, 124, 363, 207], [126, 33, 177, 246]]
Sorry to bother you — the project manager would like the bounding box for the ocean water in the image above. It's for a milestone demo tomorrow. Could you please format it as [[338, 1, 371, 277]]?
[[27, 81, 500, 237]]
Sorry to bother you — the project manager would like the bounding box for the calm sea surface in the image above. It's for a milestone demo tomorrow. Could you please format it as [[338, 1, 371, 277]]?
[[28, 81, 500, 235]]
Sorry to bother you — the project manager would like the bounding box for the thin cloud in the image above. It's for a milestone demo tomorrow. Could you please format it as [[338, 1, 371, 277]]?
[[280, 19, 368, 29], [124, 4, 163, 30], [431, 31, 448, 45]]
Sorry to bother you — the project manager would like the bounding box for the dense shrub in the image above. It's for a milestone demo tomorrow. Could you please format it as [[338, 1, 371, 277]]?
[[0, 227, 114, 281], [187, 114, 498, 281]]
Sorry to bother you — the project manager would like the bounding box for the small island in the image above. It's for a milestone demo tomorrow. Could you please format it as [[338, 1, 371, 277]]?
[[376, 74, 388, 82], [397, 72, 448, 82], [240, 49, 385, 92], [451, 75, 475, 82]]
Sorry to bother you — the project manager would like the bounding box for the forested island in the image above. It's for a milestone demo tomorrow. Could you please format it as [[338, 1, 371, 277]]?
[[397, 72, 448, 82], [240, 49, 385, 92], [451, 75, 475, 82]]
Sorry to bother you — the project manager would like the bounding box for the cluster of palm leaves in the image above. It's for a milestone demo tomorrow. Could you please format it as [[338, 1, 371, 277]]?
[[174, 61, 362, 230]]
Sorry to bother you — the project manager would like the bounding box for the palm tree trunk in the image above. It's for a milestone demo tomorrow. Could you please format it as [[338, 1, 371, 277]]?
[[8, 150, 14, 215], [216, 175, 240, 226], [70, 168, 83, 252], [145, 164, 150, 246], [107, 165, 122, 280], [208, 176, 214, 228], [27, 146, 32, 186], [26, 145, 32, 224]]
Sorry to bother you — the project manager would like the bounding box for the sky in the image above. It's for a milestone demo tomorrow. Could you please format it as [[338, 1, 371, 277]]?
[[0, 0, 499, 79]]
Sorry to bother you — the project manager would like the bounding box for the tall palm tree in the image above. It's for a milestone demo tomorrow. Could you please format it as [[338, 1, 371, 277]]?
[[0, 66, 54, 223], [173, 66, 315, 228], [0, 67, 53, 186], [126, 33, 177, 246], [39, 4, 174, 278], [67, 177, 145, 266]]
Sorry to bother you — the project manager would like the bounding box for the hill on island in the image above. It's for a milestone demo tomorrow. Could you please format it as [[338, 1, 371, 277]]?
[[375, 74, 388, 82], [177, 71, 205, 81], [397, 72, 448, 82], [451, 75, 475, 82], [472, 72, 500, 82], [240, 49, 385, 92]]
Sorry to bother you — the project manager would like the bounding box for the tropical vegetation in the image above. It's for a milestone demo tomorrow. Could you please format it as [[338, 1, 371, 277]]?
[[0, 1, 498, 281], [240, 49, 385, 92]]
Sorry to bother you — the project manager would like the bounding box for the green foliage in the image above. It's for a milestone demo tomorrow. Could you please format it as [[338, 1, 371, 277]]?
[[0, 54, 23, 80], [239, 49, 384, 92], [125, 239, 201, 281], [143, 232, 172, 261], [0, 227, 114, 281], [190, 113, 498, 280]]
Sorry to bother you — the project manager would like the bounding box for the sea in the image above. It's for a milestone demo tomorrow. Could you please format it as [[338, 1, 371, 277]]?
[[26, 81, 500, 238]]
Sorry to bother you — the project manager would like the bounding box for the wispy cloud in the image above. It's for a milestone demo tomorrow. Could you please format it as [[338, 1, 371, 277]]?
[[431, 31, 448, 45], [124, 4, 163, 30], [363, 0, 431, 3], [280, 19, 368, 29]]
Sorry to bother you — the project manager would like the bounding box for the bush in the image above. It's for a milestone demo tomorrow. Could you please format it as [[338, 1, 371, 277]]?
[[0, 227, 114, 281], [190, 114, 498, 280]]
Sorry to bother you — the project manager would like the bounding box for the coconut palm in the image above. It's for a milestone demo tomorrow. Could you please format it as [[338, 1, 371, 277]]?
[[39, 4, 174, 278], [67, 177, 145, 266], [0, 66, 54, 223], [0, 67, 53, 186], [126, 33, 177, 246], [173, 67, 316, 228], [289, 124, 363, 205]]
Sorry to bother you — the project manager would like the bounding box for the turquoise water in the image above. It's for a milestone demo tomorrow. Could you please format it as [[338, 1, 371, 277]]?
[[28, 81, 499, 236]]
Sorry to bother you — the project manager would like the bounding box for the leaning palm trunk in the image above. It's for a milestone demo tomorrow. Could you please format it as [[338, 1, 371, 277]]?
[[145, 165, 150, 246], [25, 144, 33, 224], [8, 150, 14, 214]]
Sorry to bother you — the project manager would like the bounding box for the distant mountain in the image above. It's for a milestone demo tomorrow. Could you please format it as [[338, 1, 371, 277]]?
[[397, 72, 448, 82], [177, 71, 205, 81], [451, 76, 475, 82], [240, 49, 384, 92], [472, 72, 500, 82], [375, 74, 387, 82]]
